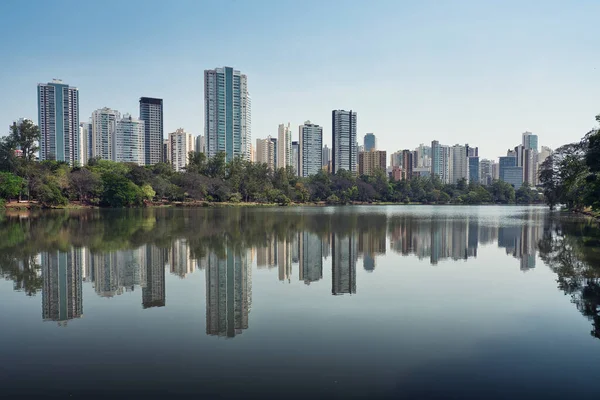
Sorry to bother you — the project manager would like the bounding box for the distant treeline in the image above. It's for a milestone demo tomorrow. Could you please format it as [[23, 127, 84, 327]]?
[[0, 119, 542, 207]]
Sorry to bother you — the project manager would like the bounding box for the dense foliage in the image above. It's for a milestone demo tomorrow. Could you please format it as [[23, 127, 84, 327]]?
[[539, 114, 600, 211], [0, 120, 543, 207]]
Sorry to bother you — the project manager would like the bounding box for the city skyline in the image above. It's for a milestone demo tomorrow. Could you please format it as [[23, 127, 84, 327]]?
[[2, 1, 598, 161]]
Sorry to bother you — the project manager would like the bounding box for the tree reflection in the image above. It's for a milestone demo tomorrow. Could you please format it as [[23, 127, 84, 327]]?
[[538, 218, 600, 339]]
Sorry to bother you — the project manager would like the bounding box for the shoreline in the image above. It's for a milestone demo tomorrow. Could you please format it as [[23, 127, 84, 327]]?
[[1, 199, 548, 211]]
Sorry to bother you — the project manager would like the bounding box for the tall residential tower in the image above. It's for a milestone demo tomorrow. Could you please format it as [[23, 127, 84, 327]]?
[[332, 110, 357, 174], [204, 66, 251, 161], [38, 80, 79, 165]]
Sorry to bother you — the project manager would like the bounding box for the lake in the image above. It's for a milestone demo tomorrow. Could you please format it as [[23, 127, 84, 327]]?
[[1, 205, 599, 399]]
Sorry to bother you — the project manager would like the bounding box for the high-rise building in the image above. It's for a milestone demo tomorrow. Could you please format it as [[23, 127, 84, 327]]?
[[255, 136, 276, 171], [163, 139, 171, 164], [90, 107, 120, 161], [78, 121, 91, 165], [449, 144, 468, 184], [402, 149, 413, 180], [277, 123, 292, 169], [196, 135, 206, 154], [332, 110, 357, 174], [539, 146, 552, 166], [431, 141, 451, 183], [499, 155, 517, 181], [114, 114, 145, 165], [523, 148, 537, 186], [322, 145, 331, 167], [358, 150, 386, 176], [364, 133, 376, 152], [299, 121, 323, 177], [270, 137, 278, 167], [204, 66, 251, 161], [415, 144, 432, 168], [291, 141, 299, 176], [139, 97, 164, 165], [504, 166, 524, 189], [38, 79, 79, 165], [41, 249, 83, 325], [479, 158, 493, 185], [168, 128, 194, 172], [522, 131, 538, 151], [390, 150, 403, 168], [468, 156, 479, 184]]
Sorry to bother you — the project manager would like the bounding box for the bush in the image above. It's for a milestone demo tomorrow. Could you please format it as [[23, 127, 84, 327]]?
[[326, 194, 340, 205], [229, 193, 242, 203], [0, 199, 5, 209]]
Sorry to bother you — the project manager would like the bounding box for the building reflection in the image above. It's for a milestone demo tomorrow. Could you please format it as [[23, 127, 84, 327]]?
[[41, 249, 83, 326], [299, 232, 323, 284], [332, 233, 357, 295], [27, 211, 547, 330], [205, 248, 252, 338]]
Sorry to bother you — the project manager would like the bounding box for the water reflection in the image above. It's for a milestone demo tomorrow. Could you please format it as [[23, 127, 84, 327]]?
[[0, 207, 598, 339]]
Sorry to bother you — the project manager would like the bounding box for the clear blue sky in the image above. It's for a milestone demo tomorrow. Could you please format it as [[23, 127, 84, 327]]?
[[1, 0, 598, 159]]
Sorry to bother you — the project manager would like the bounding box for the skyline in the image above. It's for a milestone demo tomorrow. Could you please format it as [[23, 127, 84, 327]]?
[[1, 1, 599, 159]]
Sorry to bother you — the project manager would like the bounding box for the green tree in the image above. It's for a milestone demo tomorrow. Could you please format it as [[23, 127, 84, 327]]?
[[0, 172, 24, 200], [101, 172, 143, 207]]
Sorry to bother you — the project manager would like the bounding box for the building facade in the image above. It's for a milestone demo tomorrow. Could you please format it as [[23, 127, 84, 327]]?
[[468, 156, 479, 184], [291, 141, 299, 176], [449, 144, 468, 184], [114, 114, 145, 165], [299, 121, 323, 177], [332, 110, 357, 174], [204, 66, 251, 161], [38, 80, 80, 165], [168, 128, 194, 172], [364, 133, 376, 152], [139, 97, 163, 165], [277, 123, 292, 169], [91, 107, 121, 161], [255, 137, 276, 171], [358, 150, 386, 176]]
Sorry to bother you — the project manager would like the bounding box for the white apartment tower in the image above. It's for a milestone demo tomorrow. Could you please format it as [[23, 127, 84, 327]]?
[[91, 107, 121, 161], [169, 128, 194, 172], [114, 115, 145, 165], [299, 121, 323, 177], [449, 144, 468, 184], [37, 79, 80, 165], [277, 123, 292, 169]]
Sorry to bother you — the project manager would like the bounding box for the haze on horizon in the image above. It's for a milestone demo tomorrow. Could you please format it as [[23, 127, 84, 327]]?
[[0, 0, 598, 160]]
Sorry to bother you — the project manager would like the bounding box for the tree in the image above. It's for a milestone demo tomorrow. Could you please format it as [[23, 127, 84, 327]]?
[[0, 172, 24, 200], [100, 172, 143, 207], [9, 119, 40, 162], [69, 168, 101, 202]]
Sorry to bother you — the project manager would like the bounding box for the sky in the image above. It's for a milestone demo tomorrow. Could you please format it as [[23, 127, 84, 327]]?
[[0, 0, 598, 160]]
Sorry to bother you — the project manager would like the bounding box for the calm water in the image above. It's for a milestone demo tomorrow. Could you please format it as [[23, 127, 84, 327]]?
[[1, 206, 600, 399]]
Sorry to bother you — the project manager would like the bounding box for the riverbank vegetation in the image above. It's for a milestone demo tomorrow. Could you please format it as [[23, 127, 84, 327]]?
[[539, 114, 600, 212], [1, 120, 543, 208]]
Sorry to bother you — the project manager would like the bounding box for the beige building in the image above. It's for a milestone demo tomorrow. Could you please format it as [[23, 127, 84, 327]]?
[[256, 136, 276, 170], [168, 128, 194, 172], [358, 150, 387, 176]]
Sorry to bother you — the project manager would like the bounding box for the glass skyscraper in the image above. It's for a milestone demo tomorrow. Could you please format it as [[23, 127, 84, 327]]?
[[38, 80, 79, 165], [139, 97, 163, 165], [364, 133, 376, 152], [204, 66, 251, 162]]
